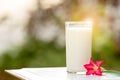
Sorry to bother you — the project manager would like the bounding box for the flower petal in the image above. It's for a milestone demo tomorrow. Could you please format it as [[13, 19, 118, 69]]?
[[86, 70, 95, 75], [84, 64, 94, 69], [90, 58, 95, 65], [95, 69, 102, 76], [96, 61, 103, 67]]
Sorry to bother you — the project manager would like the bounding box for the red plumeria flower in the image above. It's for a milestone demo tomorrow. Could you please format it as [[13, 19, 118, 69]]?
[[84, 58, 103, 76]]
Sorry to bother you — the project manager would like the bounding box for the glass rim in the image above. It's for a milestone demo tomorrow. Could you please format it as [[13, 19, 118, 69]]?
[[65, 21, 92, 28]]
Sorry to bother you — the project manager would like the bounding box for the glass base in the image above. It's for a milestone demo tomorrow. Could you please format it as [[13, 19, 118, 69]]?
[[67, 71, 77, 73], [67, 70, 86, 75]]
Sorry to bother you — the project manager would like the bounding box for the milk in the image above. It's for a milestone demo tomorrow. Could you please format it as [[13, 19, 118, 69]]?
[[65, 21, 92, 72]]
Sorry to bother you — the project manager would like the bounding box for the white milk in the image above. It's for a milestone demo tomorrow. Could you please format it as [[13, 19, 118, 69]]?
[[65, 21, 92, 72]]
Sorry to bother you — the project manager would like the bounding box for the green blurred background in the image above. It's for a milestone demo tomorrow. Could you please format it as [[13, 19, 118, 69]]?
[[0, 0, 120, 70]]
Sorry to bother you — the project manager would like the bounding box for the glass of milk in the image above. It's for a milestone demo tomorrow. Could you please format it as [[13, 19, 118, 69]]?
[[65, 21, 92, 73]]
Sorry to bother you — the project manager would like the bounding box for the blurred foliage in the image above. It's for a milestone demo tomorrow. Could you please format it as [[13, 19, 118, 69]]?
[[0, 37, 65, 69], [92, 26, 120, 70]]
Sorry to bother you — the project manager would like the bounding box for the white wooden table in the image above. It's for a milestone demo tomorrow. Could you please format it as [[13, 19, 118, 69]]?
[[6, 67, 120, 80]]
